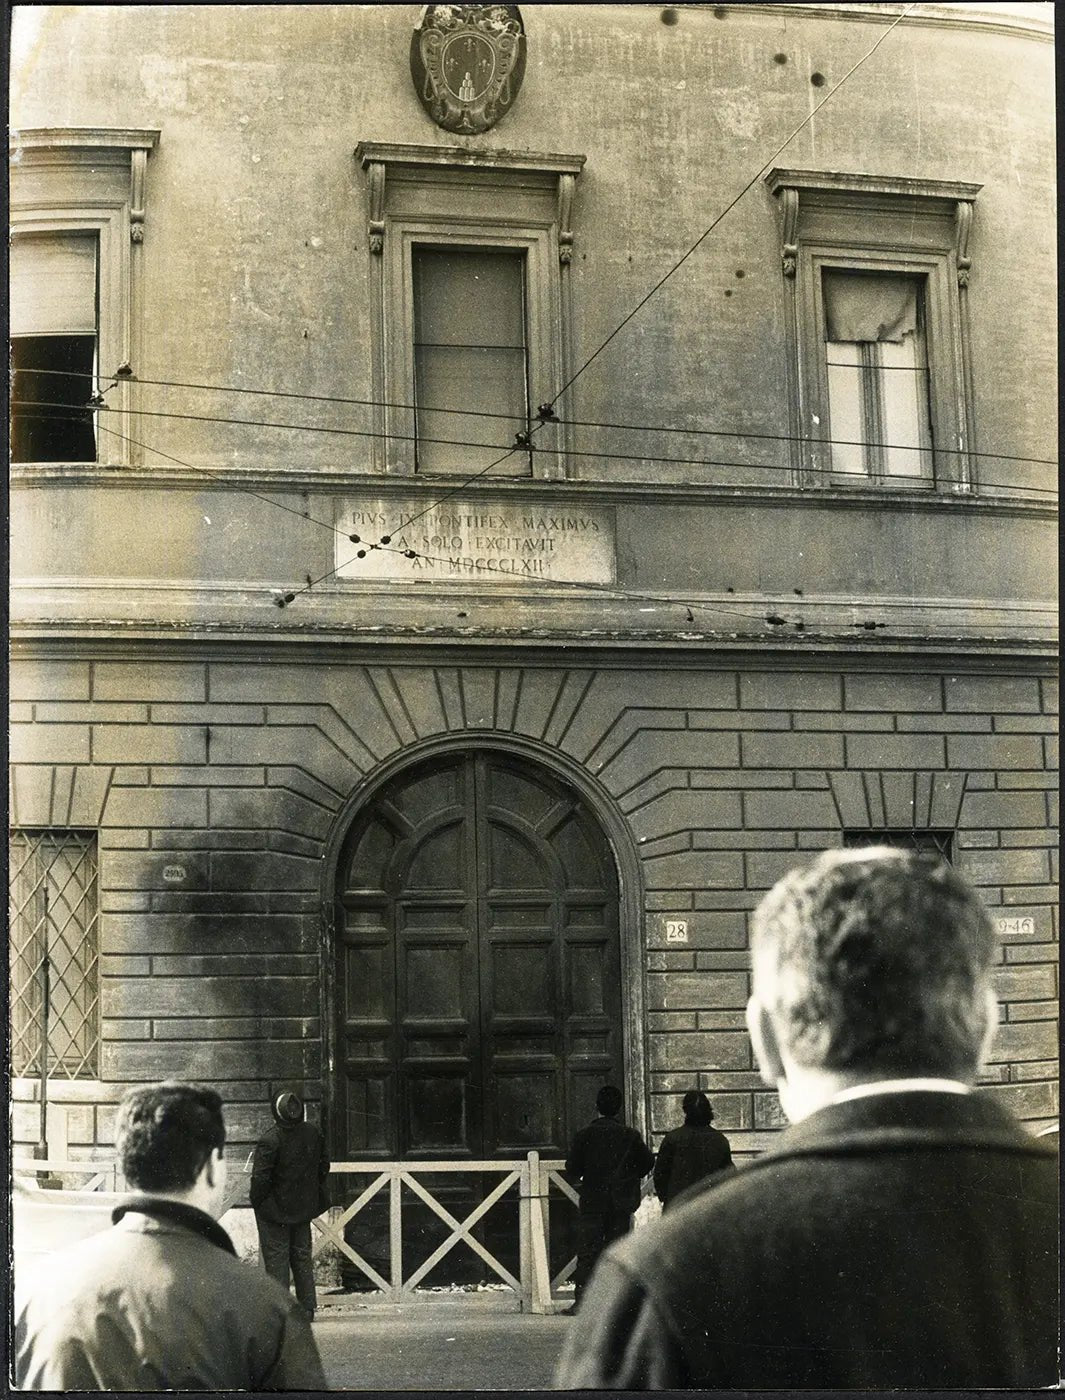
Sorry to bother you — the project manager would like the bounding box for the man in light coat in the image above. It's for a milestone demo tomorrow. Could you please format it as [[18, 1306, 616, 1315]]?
[[557, 848, 1057, 1389], [15, 1081, 325, 1391]]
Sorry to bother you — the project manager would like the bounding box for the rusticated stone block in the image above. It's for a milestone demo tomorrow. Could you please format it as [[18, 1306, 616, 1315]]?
[[993, 966, 1057, 1001], [960, 849, 1050, 887], [101, 1039, 316, 1081], [741, 672, 841, 711], [647, 910, 747, 950], [741, 732, 844, 769], [987, 1019, 1058, 1062], [844, 673, 942, 713], [845, 734, 945, 769], [945, 675, 1040, 713], [648, 1031, 749, 1072], [9, 723, 90, 764], [743, 790, 838, 831], [946, 734, 1044, 771], [753, 1091, 788, 1129], [961, 791, 1048, 829], [643, 849, 743, 892], [103, 974, 318, 1018], [94, 662, 206, 702], [103, 786, 208, 829], [10, 660, 91, 702], [981, 1080, 1057, 1120], [646, 971, 747, 1011]]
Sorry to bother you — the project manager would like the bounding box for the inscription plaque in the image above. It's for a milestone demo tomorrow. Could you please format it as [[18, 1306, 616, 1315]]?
[[335, 497, 615, 585]]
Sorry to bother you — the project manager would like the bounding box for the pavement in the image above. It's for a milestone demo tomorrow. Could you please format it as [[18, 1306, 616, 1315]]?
[[313, 1298, 572, 1391]]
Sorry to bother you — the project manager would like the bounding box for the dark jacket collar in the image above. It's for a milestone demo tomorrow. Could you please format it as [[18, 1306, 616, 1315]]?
[[112, 1196, 237, 1255], [773, 1088, 1051, 1161]]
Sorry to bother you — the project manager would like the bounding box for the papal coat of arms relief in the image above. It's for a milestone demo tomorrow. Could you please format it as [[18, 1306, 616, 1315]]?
[[411, 5, 526, 135]]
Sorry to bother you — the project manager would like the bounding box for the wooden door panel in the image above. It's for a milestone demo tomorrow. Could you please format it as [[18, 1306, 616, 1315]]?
[[405, 1071, 472, 1153], [335, 751, 623, 1165], [492, 1068, 562, 1151]]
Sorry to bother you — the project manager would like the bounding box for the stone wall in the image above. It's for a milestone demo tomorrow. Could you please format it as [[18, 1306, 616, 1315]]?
[[11, 652, 1058, 1170]]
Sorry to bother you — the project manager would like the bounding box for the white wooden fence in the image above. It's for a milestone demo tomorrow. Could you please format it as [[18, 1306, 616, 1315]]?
[[12, 1152, 580, 1312]]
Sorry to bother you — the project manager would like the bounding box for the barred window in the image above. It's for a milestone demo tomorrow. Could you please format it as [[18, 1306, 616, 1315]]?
[[842, 829, 954, 863], [9, 830, 100, 1079]]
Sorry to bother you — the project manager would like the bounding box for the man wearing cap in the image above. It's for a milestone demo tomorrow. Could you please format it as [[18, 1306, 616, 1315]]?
[[250, 1089, 330, 1320], [557, 848, 1058, 1389], [14, 1081, 325, 1390]]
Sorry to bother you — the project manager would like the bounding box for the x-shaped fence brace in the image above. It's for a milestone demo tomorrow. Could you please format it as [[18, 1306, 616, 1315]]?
[[310, 1163, 527, 1295]]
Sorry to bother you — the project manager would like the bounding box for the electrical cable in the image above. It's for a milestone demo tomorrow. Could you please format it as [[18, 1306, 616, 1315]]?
[[12, 398, 1057, 498], [17, 366, 1059, 468], [543, 3, 920, 411], [23, 412, 1054, 635]]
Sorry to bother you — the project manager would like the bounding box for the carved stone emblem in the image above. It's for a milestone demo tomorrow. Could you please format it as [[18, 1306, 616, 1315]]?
[[411, 5, 526, 135]]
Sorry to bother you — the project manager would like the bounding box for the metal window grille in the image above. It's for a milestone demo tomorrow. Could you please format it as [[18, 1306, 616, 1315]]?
[[9, 829, 100, 1079], [842, 829, 954, 863]]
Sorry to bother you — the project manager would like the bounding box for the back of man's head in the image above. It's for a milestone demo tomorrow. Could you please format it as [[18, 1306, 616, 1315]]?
[[596, 1084, 623, 1118], [116, 1081, 226, 1193], [751, 847, 996, 1080]]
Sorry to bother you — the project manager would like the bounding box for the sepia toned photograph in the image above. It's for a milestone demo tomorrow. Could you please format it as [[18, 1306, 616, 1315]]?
[[8, 2, 1057, 1391]]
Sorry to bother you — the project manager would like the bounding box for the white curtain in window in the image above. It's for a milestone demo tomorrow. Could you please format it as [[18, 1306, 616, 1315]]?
[[823, 271, 919, 344], [10, 231, 98, 336]]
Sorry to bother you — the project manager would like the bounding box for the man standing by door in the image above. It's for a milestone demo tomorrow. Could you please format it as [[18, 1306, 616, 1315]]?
[[250, 1090, 330, 1321], [564, 1084, 654, 1313]]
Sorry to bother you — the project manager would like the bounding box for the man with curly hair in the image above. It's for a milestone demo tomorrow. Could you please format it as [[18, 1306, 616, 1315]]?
[[15, 1081, 326, 1391], [558, 848, 1057, 1389]]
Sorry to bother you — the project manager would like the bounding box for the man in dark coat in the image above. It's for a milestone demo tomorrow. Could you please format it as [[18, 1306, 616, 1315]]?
[[250, 1088, 330, 1319], [557, 848, 1058, 1389], [652, 1089, 733, 1209], [564, 1083, 654, 1310], [15, 1081, 325, 1391]]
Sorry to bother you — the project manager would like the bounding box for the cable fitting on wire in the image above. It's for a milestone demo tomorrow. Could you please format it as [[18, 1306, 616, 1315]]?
[[854, 620, 887, 630], [87, 393, 106, 408], [115, 363, 134, 379], [514, 430, 532, 450], [349, 533, 360, 543], [274, 591, 296, 608], [765, 613, 787, 626], [536, 404, 559, 423]]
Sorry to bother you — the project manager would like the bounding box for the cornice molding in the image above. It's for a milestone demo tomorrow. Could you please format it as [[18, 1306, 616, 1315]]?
[[9, 464, 1055, 521], [355, 141, 585, 177], [764, 169, 982, 205], [8, 623, 1057, 670], [699, 4, 1052, 42], [10, 127, 160, 155]]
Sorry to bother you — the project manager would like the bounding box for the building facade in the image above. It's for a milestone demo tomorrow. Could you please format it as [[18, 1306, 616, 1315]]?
[[10, 3, 1057, 1188]]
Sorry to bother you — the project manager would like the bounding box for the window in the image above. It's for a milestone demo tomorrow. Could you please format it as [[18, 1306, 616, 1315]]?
[[10, 230, 99, 462], [822, 270, 932, 481], [9, 829, 100, 1079], [412, 246, 530, 474], [842, 829, 954, 863], [766, 170, 981, 490], [9, 127, 159, 467], [356, 142, 584, 478]]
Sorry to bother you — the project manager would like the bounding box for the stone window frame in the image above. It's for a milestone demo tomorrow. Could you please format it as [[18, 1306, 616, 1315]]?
[[356, 142, 585, 480], [9, 127, 160, 468], [765, 169, 982, 493]]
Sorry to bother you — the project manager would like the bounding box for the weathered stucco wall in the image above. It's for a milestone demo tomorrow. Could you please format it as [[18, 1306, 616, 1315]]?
[[10, 4, 1056, 487]]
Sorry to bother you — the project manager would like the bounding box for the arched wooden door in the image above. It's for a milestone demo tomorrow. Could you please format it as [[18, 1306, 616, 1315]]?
[[333, 750, 623, 1162]]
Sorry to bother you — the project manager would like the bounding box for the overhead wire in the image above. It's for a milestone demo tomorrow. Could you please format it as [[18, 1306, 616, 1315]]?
[[16, 367, 1059, 469], [12, 398, 1057, 498], [11, 3, 1054, 625], [20, 410, 1054, 633]]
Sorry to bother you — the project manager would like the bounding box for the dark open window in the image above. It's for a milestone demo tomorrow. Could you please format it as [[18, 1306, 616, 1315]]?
[[412, 246, 530, 475], [842, 829, 954, 863], [10, 231, 98, 463]]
